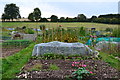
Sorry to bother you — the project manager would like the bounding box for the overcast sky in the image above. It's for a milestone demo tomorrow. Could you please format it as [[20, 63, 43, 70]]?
[[0, 0, 119, 18]]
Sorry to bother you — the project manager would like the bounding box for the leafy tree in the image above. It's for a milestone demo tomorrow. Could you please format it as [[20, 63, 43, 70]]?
[[28, 8, 41, 21], [28, 13, 34, 21], [2, 3, 21, 21], [66, 17, 74, 22], [59, 17, 66, 22], [77, 14, 87, 22], [1, 13, 10, 21], [33, 8, 41, 21], [90, 16, 97, 22], [40, 18, 48, 22], [50, 15, 58, 22]]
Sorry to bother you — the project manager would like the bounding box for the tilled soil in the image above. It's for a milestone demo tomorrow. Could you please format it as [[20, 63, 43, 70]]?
[[17, 59, 120, 80], [2, 48, 23, 57]]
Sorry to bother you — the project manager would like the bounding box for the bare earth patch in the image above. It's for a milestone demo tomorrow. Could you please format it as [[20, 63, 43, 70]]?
[[2, 48, 23, 57], [17, 59, 120, 80]]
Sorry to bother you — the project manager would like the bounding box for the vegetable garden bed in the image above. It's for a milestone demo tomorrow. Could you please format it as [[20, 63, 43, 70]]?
[[17, 59, 120, 80]]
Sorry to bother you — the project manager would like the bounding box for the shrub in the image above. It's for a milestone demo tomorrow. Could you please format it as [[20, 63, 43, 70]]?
[[25, 28, 34, 34], [105, 27, 113, 32]]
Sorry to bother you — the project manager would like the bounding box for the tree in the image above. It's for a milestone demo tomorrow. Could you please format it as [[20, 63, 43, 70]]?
[[77, 14, 87, 22], [90, 16, 97, 22], [59, 17, 66, 22], [50, 15, 58, 22], [28, 13, 34, 21], [40, 18, 48, 22], [1, 13, 10, 21], [33, 8, 41, 21], [2, 3, 21, 21], [28, 8, 41, 21], [65, 17, 74, 22]]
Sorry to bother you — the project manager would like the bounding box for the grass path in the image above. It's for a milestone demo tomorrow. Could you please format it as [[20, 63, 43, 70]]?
[[2, 43, 35, 78], [99, 52, 120, 71]]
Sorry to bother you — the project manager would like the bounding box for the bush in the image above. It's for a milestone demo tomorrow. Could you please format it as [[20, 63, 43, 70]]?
[[105, 28, 113, 32], [25, 28, 34, 34]]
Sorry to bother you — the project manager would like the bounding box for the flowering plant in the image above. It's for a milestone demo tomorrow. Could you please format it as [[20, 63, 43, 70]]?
[[71, 61, 93, 80]]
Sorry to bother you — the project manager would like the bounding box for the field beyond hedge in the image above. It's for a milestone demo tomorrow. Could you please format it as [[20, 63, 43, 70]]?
[[1, 22, 119, 30]]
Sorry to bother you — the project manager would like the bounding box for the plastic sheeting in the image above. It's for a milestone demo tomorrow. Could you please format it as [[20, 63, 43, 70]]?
[[86, 37, 120, 46], [95, 41, 119, 50]]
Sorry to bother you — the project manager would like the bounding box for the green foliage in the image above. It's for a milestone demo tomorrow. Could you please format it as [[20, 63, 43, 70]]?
[[28, 13, 34, 21], [40, 18, 49, 22], [50, 15, 58, 22], [99, 52, 120, 71], [2, 40, 32, 48], [112, 27, 120, 37], [77, 14, 87, 22], [59, 17, 66, 22], [2, 43, 35, 78], [39, 25, 46, 31], [72, 67, 91, 80], [41, 27, 87, 43], [28, 8, 41, 21], [42, 53, 65, 60], [25, 28, 34, 34], [49, 64, 60, 70], [105, 27, 113, 32], [2, 3, 21, 21]]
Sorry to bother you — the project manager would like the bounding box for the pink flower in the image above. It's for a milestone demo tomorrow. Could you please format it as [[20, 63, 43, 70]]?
[[90, 35, 93, 37], [80, 65, 86, 67], [72, 64, 75, 66], [90, 71, 93, 74], [86, 45, 88, 47], [72, 62, 79, 64], [83, 65, 86, 67], [93, 35, 97, 38]]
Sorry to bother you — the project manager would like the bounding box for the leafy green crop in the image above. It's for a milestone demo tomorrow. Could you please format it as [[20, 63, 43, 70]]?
[[72, 67, 91, 80]]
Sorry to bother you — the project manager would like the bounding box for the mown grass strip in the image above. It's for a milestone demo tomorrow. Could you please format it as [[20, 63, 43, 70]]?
[[2, 43, 35, 78], [99, 52, 120, 71]]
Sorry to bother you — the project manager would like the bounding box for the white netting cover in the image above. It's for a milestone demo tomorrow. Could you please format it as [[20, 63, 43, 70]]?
[[95, 41, 119, 50], [32, 41, 94, 56]]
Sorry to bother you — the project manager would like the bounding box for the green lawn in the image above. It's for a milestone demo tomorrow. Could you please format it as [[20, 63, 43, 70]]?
[[2, 22, 119, 30]]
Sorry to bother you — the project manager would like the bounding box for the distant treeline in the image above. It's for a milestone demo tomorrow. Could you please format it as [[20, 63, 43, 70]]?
[[37, 14, 120, 24], [2, 3, 120, 24], [2, 14, 120, 24]]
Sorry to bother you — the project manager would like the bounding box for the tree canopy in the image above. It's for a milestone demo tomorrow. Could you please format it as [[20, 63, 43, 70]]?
[[28, 8, 41, 21], [2, 3, 21, 21], [50, 15, 58, 22], [77, 14, 87, 22]]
